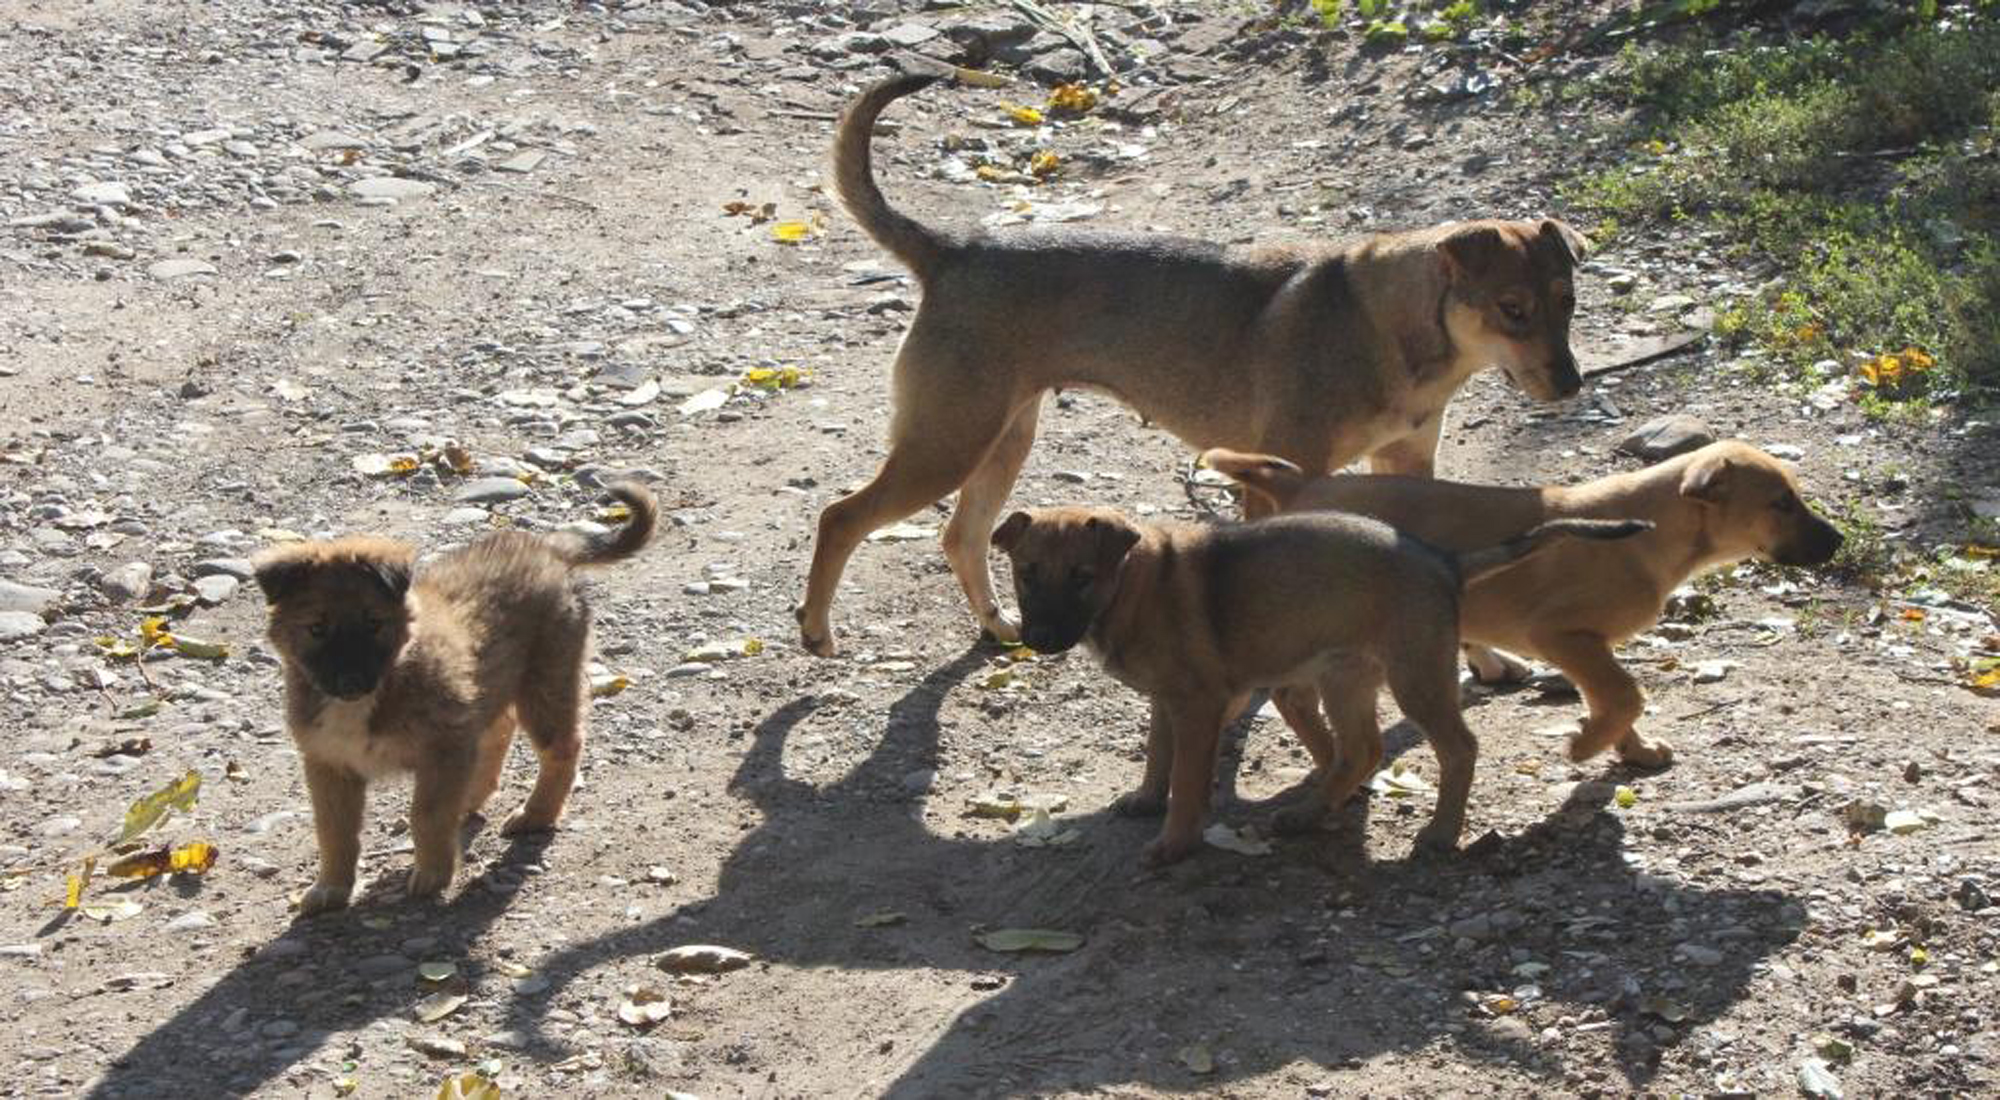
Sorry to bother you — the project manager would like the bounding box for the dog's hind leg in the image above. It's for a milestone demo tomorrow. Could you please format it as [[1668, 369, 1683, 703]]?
[[1275, 663, 1382, 836], [942, 398, 1041, 645], [508, 631, 590, 836], [464, 709, 517, 818], [798, 351, 1025, 656], [1386, 639, 1479, 854]]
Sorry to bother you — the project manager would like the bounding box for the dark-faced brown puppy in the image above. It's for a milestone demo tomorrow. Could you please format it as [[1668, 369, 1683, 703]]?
[[798, 72, 1593, 657], [254, 483, 657, 914], [1205, 441, 1842, 771], [991, 506, 1645, 866]]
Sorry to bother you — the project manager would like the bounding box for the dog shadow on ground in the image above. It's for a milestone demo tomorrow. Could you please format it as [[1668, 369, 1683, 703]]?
[[504, 646, 1802, 1096], [82, 827, 556, 1099]]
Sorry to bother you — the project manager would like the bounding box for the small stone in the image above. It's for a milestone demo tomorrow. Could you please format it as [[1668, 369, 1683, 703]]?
[[70, 182, 131, 206], [881, 22, 940, 47], [193, 558, 255, 581], [442, 507, 490, 526], [406, 1035, 466, 1059], [1692, 660, 1735, 684], [0, 611, 46, 642], [355, 953, 414, 978], [455, 477, 530, 504], [1449, 914, 1493, 941], [1616, 414, 1715, 461], [1678, 943, 1724, 966], [1648, 293, 1696, 313], [192, 575, 239, 605], [349, 177, 435, 202], [300, 130, 368, 152], [148, 259, 217, 280], [494, 151, 546, 174], [1764, 442, 1805, 461], [260, 1019, 298, 1039], [0, 580, 59, 615]]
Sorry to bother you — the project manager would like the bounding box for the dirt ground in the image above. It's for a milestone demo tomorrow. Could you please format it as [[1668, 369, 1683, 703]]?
[[1, 1, 1996, 1097]]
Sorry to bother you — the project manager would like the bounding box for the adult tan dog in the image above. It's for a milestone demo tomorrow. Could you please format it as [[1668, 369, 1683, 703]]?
[[990, 505, 1644, 866], [1205, 440, 1842, 771], [253, 483, 656, 914], [797, 71, 1592, 656]]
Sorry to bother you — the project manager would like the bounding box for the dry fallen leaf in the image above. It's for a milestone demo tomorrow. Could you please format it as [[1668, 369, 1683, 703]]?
[[617, 984, 673, 1028], [107, 840, 217, 880], [656, 944, 754, 974], [769, 220, 814, 243], [414, 992, 467, 1024], [116, 770, 202, 845], [975, 928, 1083, 953], [1003, 103, 1045, 126]]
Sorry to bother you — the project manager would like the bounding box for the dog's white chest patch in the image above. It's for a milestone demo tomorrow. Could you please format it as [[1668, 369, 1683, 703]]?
[[294, 696, 409, 778]]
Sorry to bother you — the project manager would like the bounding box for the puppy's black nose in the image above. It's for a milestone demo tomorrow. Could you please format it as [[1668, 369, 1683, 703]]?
[[1552, 360, 1583, 398]]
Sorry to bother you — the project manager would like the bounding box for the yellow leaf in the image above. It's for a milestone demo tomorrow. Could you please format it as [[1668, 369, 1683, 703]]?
[[769, 220, 813, 243], [116, 769, 202, 845], [140, 617, 174, 649], [168, 635, 229, 660], [435, 1072, 503, 1100], [951, 66, 1011, 89], [1902, 608, 1926, 622], [1614, 785, 1638, 809], [333, 1078, 359, 1097], [1972, 665, 2000, 691], [1029, 150, 1060, 179], [590, 674, 630, 698], [1046, 82, 1098, 113], [65, 858, 92, 909], [170, 841, 218, 874], [742, 638, 765, 657], [974, 164, 1007, 182], [1003, 103, 1044, 126]]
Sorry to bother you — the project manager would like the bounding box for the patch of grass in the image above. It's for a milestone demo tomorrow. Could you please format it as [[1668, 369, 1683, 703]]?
[[1826, 500, 1900, 588], [1569, 11, 2000, 405]]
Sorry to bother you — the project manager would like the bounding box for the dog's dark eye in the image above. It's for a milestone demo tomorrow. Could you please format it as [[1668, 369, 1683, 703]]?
[[1499, 300, 1528, 323], [308, 623, 329, 639]]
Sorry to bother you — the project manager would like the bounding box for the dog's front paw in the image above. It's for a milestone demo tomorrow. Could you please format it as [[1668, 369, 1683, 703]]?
[[1566, 719, 1624, 763], [795, 607, 838, 658], [1111, 789, 1166, 818], [1465, 645, 1531, 685], [297, 880, 353, 916], [500, 809, 559, 837], [1616, 736, 1675, 769], [1413, 822, 1461, 855], [404, 862, 455, 900], [1270, 800, 1328, 836], [1141, 829, 1200, 868], [979, 610, 1022, 647]]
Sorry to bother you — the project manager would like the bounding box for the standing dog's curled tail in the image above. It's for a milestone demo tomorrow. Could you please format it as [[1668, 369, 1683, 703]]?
[[832, 72, 951, 280], [561, 481, 659, 567]]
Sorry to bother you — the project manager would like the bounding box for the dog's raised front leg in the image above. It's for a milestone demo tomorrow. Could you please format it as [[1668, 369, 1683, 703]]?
[[1534, 630, 1668, 767]]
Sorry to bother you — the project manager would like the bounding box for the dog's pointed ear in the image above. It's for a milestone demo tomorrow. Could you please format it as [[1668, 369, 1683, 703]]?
[[1539, 218, 1589, 263], [1679, 451, 1735, 503], [252, 551, 310, 605], [1439, 224, 1505, 281], [991, 511, 1032, 552]]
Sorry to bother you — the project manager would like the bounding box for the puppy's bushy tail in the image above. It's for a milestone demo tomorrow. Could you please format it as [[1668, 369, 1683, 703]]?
[[1200, 448, 1307, 512], [564, 481, 658, 568], [833, 72, 950, 279], [1456, 519, 1651, 582]]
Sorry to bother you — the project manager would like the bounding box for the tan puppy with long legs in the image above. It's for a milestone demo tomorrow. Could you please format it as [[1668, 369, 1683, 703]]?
[[1205, 441, 1842, 773], [254, 483, 656, 914], [798, 72, 1593, 657]]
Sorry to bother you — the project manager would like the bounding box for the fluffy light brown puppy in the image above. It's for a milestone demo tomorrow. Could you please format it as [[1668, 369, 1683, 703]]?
[[991, 506, 1644, 866], [1205, 440, 1842, 770], [797, 71, 1593, 657], [254, 483, 657, 914]]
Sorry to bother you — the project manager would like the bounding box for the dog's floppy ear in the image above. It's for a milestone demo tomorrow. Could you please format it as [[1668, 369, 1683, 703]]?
[[1083, 514, 1142, 563], [252, 551, 311, 605], [1679, 451, 1735, 503], [363, 556, 412, 601], [1539, 218, 1589, 263], [991, 511, 1032, 552], [1439, 224, 1505, 280]]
